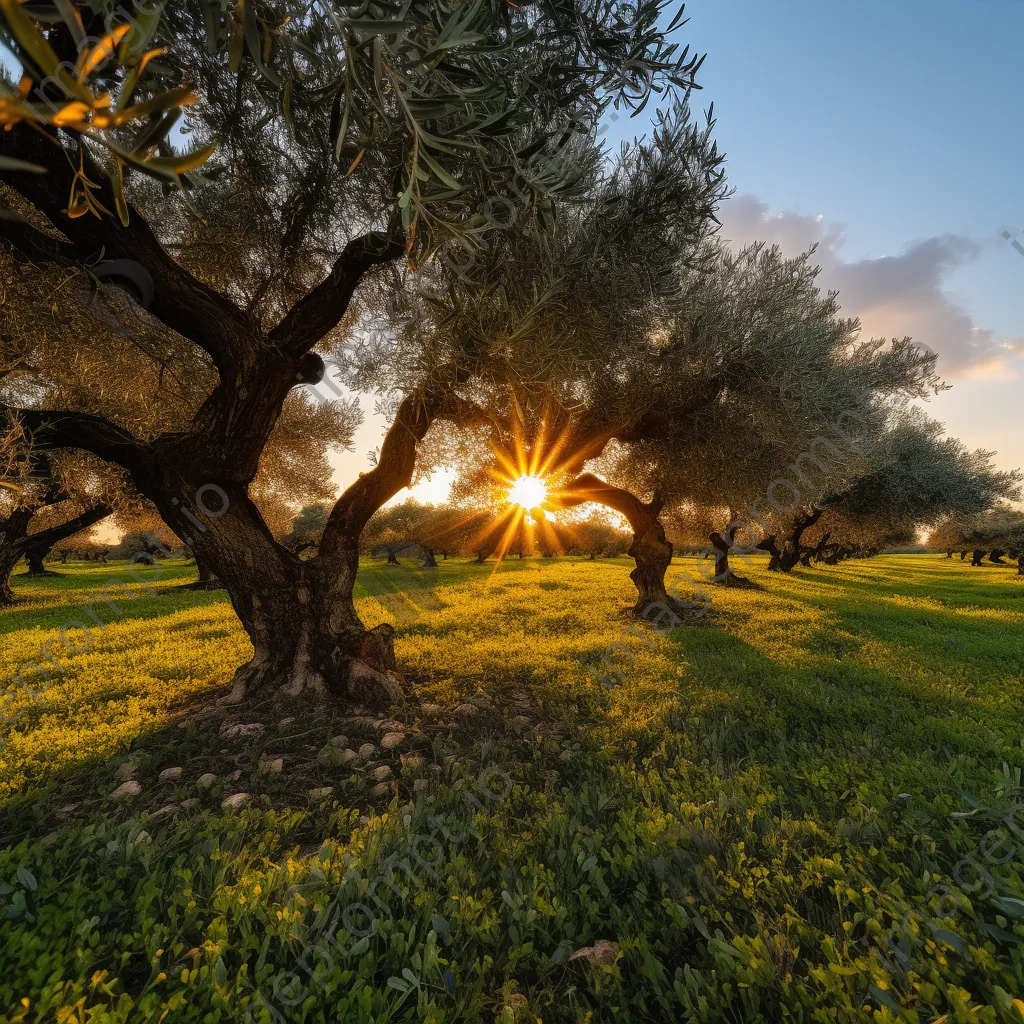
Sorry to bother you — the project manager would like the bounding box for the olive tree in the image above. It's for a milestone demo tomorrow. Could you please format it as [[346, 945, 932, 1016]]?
[[0, 451, 121, 602], [1, 0, 707, 704], [768, 411, 1020, 569]]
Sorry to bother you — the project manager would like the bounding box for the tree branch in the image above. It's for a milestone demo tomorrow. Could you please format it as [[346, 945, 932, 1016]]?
[[22, 502, 111, 554], [319, 388, 444, 554], [0, 126, 256, 373], [268, 231, 404, 355], [2, 404, 147, 470], [546, 473, 657, 534]]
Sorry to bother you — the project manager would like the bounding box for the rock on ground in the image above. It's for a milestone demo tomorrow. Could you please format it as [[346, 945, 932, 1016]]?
[[220, 723, 265, 740], [110, 781, 141, 800]]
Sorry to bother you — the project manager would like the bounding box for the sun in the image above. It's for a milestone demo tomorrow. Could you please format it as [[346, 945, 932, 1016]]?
[[507, 474, 548, 510]]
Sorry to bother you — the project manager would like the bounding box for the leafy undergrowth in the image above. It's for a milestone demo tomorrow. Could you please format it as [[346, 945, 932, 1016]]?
[[1, 555, 1023, 1023]]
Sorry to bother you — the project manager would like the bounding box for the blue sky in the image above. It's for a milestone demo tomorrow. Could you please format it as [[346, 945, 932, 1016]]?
[[607, 0, 1023, 471]]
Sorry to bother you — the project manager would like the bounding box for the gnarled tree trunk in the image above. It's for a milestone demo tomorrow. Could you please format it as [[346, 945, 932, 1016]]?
[[140, 479, 403, 707], [0, 543, 23, 604], [971, 549, 985, 566], [989, 549, 1006, 565], [23, 545, 61, 576], [960, 550, 967, 561], [778, 508, 823, 571], [708, 526, 754, 587], [549, 474, 691, 616]]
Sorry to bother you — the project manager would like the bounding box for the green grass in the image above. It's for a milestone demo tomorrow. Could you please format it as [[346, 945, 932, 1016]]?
[[1, 555, 1023, 1023]]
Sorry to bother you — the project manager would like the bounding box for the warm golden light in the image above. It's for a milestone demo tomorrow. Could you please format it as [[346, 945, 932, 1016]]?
[[507, 474, 547, 510]]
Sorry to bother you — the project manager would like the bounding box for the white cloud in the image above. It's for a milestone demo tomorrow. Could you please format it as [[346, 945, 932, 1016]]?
[[716, 195, 1022, 380]]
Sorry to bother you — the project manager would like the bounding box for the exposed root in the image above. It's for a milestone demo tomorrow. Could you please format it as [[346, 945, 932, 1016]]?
[[347, 659, 405, 708], [218, 625, 405, 709], [631, 595, 710, 624]]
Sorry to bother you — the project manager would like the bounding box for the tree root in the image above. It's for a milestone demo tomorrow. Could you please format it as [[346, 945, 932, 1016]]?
[[218, 624, 405, 709]]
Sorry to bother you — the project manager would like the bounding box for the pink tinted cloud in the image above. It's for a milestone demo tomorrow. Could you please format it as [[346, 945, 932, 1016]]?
[[716, 195, 1020, 380]]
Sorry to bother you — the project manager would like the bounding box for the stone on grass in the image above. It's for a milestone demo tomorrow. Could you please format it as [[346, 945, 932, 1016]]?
[[159, 766, 183, 783], [180, 798, 200, 810], [221, 793, 251, 811], [308, 787, 335, 801], [110, 780, 142, 800], [370, 782, 390, 798], [229, 770, 242, 782], [420, 703, 442, 716], [377, 719, 403, 733], [453, 703, 478, 719], [220, 723, 265, 740], [150, 804, 178, 820], [196, 773, 217, 789], [568, 940, 620, 966], [262, 757, 284, 774], [372, 765, 393, 782], [116, 762, 137, 781], [358, 743, 376, 760], [380, 731, 405, 751], [340, 748, 359, 765], [330, 734, 349, 748]]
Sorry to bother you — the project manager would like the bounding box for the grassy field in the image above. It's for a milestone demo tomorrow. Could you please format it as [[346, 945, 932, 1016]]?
[[1, 554, 1023, 1023]]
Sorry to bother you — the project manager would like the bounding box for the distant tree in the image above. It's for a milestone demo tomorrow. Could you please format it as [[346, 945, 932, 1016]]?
[[565, 514, 631, 559], [422, 243, 940, 611], [792, 412, 1020, 568], [0, 451, 121, 603], [930, 506, 1024, 574]]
